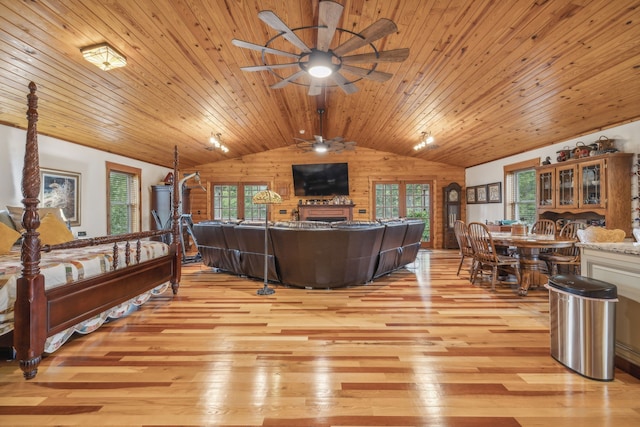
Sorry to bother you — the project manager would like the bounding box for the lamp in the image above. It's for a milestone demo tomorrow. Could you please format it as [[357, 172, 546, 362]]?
[[81, 43, 127, 71], [413, 132, 435, 150], [208, 132, 229, 153], [251, 189, 282, 295]]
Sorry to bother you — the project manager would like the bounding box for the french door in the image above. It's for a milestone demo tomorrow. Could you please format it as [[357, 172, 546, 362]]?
[[373, 181, 432, 248]]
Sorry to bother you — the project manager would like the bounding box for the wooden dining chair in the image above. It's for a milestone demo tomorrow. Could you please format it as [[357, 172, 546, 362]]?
[[531, 219, 556, 235], [467, 222, 521, 291], [453, 220, 475, 279], [539, 222, 585, 275]]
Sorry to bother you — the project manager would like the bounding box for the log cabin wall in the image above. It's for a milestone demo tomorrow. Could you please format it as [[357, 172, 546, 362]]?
[[185, 146, 465, 249]]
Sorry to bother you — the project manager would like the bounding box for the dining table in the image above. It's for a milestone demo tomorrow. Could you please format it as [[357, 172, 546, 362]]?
[[489, 232, 576, 296]]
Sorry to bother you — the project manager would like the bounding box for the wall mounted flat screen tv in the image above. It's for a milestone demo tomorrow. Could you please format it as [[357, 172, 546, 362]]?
[[292, 163, 349, 197]]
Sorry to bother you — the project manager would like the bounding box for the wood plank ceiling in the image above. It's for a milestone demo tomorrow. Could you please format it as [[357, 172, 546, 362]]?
[[0, 0, 638, 169]]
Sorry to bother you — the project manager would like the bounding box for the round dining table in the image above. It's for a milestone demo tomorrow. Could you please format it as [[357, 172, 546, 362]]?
[[489, 232, 576, 296]]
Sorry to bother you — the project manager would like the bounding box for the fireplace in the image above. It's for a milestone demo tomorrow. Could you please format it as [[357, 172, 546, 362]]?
[[298, 205, 354, 222]]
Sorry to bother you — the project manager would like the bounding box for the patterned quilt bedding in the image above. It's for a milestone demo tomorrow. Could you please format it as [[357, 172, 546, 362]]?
[[0, 240, 170, 353]]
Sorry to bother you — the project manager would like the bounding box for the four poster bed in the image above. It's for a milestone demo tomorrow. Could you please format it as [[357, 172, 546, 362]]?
[[0, 82, 182, 379]]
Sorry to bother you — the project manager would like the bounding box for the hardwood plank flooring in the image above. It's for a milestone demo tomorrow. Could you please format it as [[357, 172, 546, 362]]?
[[1, 250, 639, 426]]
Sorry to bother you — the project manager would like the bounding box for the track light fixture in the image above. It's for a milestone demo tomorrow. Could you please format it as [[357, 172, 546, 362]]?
[[414, 132, 435, 150], [208, 132, 229, 153]]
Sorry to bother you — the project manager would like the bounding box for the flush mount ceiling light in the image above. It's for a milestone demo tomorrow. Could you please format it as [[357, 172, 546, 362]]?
[[207, 132, 229, 153], [80, 43, 127, 71], [414, 132, 435, 150], [232, 0, 409, 96]]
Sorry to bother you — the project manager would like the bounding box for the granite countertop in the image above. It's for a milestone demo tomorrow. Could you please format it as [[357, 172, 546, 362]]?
[[577, 241, 640, 256]]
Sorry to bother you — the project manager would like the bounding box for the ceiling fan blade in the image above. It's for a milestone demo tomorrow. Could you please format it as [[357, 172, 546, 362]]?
[[317, 1, 344, 52], [343, 141, 356, 149], [240, 62, 299, 72], [330, 72, 358, 94], [342, 48, 410, 64], [258, 10, 311, 53], [270, 70, 307, 89], [232, 39, 300, 59], [293, 137, 309, 142], [341, 65, 393, 82], [308, 78, 323, 96], [333, 18, 398, 56]]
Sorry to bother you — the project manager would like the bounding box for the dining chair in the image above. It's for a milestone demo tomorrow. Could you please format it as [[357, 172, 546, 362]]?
[[539, 222, 585, 275], [467, 222, 521, 291], [453, 220, 475, 279], [531, 219, 556, 235]]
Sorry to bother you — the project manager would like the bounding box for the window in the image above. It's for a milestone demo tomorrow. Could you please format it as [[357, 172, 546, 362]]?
[[373, 180, 432, 247], [106, 162, 141, 234], [212, 183, 268, 221], [504, 159, 539, 225], [213, 184, 238, 220]]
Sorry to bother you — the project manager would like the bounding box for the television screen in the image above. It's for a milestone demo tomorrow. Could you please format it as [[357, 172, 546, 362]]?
[[292, 163, 349, 197]]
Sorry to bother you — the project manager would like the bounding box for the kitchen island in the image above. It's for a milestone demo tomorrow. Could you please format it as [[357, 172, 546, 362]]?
[[579, 241, 640, 378]]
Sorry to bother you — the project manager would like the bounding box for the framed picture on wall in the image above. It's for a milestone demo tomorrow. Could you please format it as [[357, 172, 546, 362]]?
[[488, 182, 502, 203], [40, 168, 81, 226], [476, 185, 488, 203], [466, 187, 476, 204]]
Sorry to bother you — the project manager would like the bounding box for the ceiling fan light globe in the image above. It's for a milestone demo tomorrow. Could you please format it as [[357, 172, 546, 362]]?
[[308, 65, 333, 78], [314, 143, 329, 153]]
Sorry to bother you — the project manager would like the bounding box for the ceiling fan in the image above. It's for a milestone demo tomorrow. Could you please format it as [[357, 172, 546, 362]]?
[[232, 0, 409, 95], [294, 108, 356, 153]]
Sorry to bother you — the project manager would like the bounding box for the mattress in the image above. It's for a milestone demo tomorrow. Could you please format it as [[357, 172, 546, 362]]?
[[0, 240, 170, 353]]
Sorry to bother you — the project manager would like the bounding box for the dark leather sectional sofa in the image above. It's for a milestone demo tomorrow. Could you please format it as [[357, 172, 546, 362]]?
[[192, 219, 426, 289]]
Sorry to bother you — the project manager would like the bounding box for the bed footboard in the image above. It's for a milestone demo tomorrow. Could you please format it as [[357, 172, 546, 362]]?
[[14, 82, 182, 379]]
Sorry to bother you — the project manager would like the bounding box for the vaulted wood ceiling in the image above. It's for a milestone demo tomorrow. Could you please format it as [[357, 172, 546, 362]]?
[[1, 0, 638, 169]]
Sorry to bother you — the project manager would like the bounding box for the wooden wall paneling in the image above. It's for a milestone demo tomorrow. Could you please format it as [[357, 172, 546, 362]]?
[[191, 146, 464, 248]]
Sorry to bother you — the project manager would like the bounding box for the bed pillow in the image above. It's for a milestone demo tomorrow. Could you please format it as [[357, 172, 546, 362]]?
[[0, 210, 15, 230], [6, 206, 67, 233], [0, 221, 21, 254], [39, 212, 74, 246]]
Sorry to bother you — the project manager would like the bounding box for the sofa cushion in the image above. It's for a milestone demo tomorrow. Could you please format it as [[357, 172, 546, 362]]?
[[39, 212, 74, 246], [0, 221, 21, 254]]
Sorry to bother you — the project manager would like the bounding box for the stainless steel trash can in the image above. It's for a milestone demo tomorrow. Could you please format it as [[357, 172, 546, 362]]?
[[546, 274, 618, 381]]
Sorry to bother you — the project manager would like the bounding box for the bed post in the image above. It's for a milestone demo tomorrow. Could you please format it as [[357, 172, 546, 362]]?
[[171, 145, 181, 293], [15, 82, 47, 379]]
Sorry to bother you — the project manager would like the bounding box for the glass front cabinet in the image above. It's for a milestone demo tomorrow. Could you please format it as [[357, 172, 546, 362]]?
[[578, 159, 605, 209], [556, 164, 578, 209], [535, 153, 633, 236]]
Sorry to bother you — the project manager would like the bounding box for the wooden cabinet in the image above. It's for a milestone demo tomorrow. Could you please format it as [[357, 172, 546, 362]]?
[[535, 153, 633, 235], [151, 185, 172, 230]]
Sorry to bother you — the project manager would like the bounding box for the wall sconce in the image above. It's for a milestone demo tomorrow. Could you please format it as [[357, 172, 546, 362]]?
[[208, 132, 229, 153], [413, 132, 435, 150], [80, 43, 127, 71]]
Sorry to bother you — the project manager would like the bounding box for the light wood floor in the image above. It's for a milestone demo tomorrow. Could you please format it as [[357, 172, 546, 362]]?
[[1, 250, 639, 426]]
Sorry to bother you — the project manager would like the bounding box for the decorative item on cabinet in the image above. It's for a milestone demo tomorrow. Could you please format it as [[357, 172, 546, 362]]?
[[573, 141, 592, 159]]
